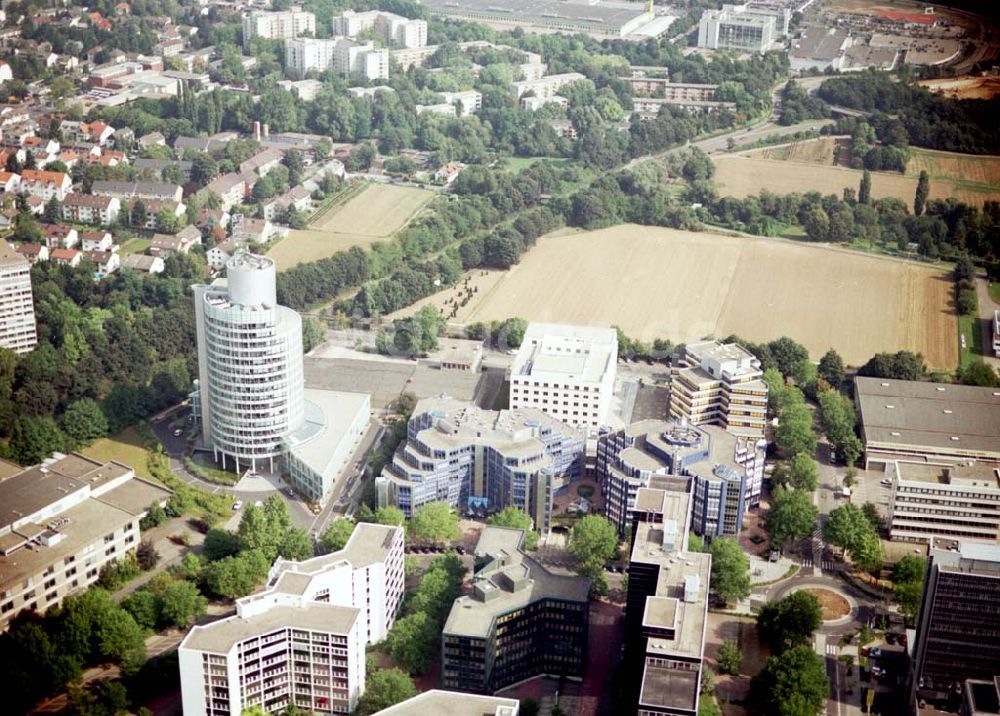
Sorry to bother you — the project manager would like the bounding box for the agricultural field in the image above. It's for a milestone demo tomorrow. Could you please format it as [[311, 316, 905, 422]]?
[[744, 136, 844, 164], [919, 76, 1000, 100], [267, 183, 434, 270], [452, 225, 957, 368], [713, 148, 1000, 206]]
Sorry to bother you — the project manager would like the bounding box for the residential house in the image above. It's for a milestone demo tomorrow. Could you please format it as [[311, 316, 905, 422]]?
[[204, 173, 245, 212], [195, 208, 229, 233], [231, 217, 275, 245], [127, 198, 185, 231], [91, 180, 182, 203], [262, 185, 311, 221], [62, 194, 120, 226], [206, 238, 239, 271], [83, 250, 119, 279], [49, 248, 81, 267], [42, 225, 79, 250], [18, 170, 72, 201], [15, 244, 48, 263], [137, 131, 166, 149], [133, 158, 192, 182], [0, 171, 19, 193], [150, 226, 200, 257], [80, 230, 113, 252], [120, 253, 164, 274], [239, 148, 283, 177]]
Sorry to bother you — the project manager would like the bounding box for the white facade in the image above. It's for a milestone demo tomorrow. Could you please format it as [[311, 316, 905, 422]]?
[[242, 9, 316, 48], [698, 5, 777, 51], [440, 90, 482, 116], [284, 37, 389, 80], [0, 240, 37, 354], [178, 523, 403, 715], [993, 309, 1000, 357], [193, 253, 305, 473], [509, 73, 586, 101], [508, 323, 618, 430], [332, 10, 428, 49]]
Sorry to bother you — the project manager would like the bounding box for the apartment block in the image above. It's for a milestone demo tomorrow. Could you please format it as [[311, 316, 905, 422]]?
[[284, 37, 389, 80], [179, 523, 403, 715], [508, 322, 618, 430], [598, 419, 765, 537], [372, 691, 519, 715], [886, 461, 1000, 544], [0, 240, 37, 354], [624, 486, 711, 716], [440, 90, 483, 116], [377, 396, 584, 532], [18, 169, 72, 201], [0, 452, 171, 631], [242, 9, 316, 48], [333, 10, 428, 49], [669, 340, 768, 439], [61, 193, 121, 226], [441, 527, 589, 693], [911, 539, 1000, 708], [509, 72, 586, 101]]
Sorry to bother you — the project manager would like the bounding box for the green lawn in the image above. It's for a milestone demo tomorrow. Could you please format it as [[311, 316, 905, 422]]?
[[186, 453, 239, 486], [502, 156, 572, 172], [958, 313, 984, 370], [120, 238, 151, 255], [990, 282, 1000, 305], [82, 428, 155, 479]]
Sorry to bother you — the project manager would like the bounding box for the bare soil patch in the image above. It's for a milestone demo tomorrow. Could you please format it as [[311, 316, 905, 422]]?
[[803, 587, 852, 621]]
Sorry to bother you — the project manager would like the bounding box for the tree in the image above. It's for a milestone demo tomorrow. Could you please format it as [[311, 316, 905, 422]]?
[[203, 528, 242, 561], [823, 503, 872, 558], [121, 590, 160, 631], [136, 539, 160, 571], [10, 415, 66, 465], [859, 169, 871, 205], [320, 519, 356, 553], [852, 530, 884, 575], [707, 538, 751, 604], [302, 317, 325, 354], [757, 591, 822, 653], [44, 197, 63, 224], [154, 579, 207, 629], [894, 579, 924, 619], [356, 668, 417, 715], [861, 502, 882, 532], [487, 507, 539, 550], [892, 555, 926, 585], [373, 506, 405, 526], [201, 549, 270, 599], [715, 638, 742, 675], [569, 514, 618, 595], [817, 349, 845, 390], [384, 612, 438, 674], [60, 398, 109, 445], [960, 360, 1000, 387], [774, 402, 817, 459], [131, 200, 148, 229], [914, 170, 929, 216], [787, 453, 818, 492], [409, 502, 460, 544], [769, 337, 809, 378], [277, 527, 313, 561], [750, 644, 829, 716], [766, 487, 818, 549]]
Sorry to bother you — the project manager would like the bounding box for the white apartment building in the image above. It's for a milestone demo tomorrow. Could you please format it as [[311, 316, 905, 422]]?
[[18, 169, 72, 201], [332, 10, 428, 49], [62, 194, 121, 226], [886, 460, 1000, 544], [0, 452, 171, 631], [509, 72, 586, 101], [242, 9, 316, 48], [669, 340, 769, 439], [508, 322, 618, 430], [0, 239, 37, 354], [193, 253, 305, 473], [284, 37, 389, 80], [179, 523, 403, 715], [440, 90, 482, 116]]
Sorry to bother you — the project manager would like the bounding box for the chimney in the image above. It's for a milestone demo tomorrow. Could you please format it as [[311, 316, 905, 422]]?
[[252, 121, 261, 142]]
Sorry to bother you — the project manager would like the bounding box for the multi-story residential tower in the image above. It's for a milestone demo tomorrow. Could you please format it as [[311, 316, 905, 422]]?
[[332, 10, 428, 48], [669, 340, 768, 439], [242, 9, 316, 48], [598, 419, 765, 537], [441, 526, 590, 693], [508, 322, 618, 431], [372, 691, 519, 715], [624, 486, 711, 716], [284, 38, 389, 80], [179, 523, 403, 715], [911, 539, 1000, 709], [886, 461, 1000, 544], [377, 396, 584, 531], [0, 239, 38, 354], [0, 452, 171, 631], [193, 252, 304, 473]]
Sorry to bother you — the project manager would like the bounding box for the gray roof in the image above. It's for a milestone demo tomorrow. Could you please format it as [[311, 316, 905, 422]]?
[[372, 690, 520, 715]]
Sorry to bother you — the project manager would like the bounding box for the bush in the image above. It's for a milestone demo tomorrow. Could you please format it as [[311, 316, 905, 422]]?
[[98, 553, 142, 590]]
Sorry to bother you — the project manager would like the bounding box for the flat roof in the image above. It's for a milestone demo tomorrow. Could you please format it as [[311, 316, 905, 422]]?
[[421, 0, 649, 32], [856, 378, 1000, 458], [0, 238, 29, 268], [895, 462, 1000, 490], [284, 389, 370, 478], [371, 690, 520, 715], [511, 322, 616, 384]]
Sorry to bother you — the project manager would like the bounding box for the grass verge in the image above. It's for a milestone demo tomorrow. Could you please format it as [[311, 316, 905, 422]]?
[[958, 312, 983, 369], [185, 454, 239, 486]]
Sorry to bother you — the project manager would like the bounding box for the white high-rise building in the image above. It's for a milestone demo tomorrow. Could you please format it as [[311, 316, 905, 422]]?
[[284, 37, 389, 80], [242, 9, 316, 48], [332, 10, 428, 48], [178, 523, 403, 715], [508, 322, 618, 430], [0, 239, 37, 354], [193, 253, 305, 473]]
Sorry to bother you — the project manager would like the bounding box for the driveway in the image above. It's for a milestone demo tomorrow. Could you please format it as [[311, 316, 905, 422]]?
[[975, 275, 1000, 371]]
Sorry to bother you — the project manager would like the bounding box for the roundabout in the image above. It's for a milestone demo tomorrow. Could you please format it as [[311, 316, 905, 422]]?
[[785, 582, 860, 628]]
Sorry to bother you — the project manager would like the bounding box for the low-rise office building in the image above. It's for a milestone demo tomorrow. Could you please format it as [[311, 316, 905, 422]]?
[[886, 461, 1000, 544], [856, 377, 1000, 469], [179, 523, 403, 715], [377, 396, 584, 532], [0, 452, 171, 631], [508, 322, 618, 430], [598, 419, 765, 537], [911, 539, 1000, 708], [669, 340, 769, 439], [372, 691, 519, 715], [624, 486, 711, 716], [441, 526, 589, 694]]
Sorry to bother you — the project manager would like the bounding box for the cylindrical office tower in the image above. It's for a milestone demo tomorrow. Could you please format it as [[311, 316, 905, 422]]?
[[193, 252, 304, 473]]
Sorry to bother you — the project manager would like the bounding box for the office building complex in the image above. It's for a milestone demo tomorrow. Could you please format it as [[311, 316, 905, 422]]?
[[911, 539, 1000, 708], [624, 486, 711, 716], [242, 9, 316, 48], [508, 322, 618, 430], [0, 452, 171, 631], [377, 396, 584, 532], [179, 523, 403, 715], [284, 38, 389, 80], [372, 691, 519, 715], [698, 4, 778, 51], [886, 461, 1000, 544], [193, 252, 369, 500], [669, 340, 768, 439], [0, 239, 38, 354], [332, 10, 428, 48], [441, 526, 589, 693], [855, 377, 1000, 470], [598, 419, 765, 537]]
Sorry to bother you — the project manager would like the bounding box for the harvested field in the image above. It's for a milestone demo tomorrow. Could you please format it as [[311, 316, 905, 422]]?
[[905, 148, 1000, 204], [744, 135, 842, 164], [713, 153, 1000, 206], [267, 183, 434, 270], [919, 76, 1000, 100], [453, 225, 957, 368]]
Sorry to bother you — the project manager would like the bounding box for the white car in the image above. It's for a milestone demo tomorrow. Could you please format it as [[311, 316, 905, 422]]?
[[254, 500, 264, 508], [880, 479, 892, 487], [232, 500, 243, 511]]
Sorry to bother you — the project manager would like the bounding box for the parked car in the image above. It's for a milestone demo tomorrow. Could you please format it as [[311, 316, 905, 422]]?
[[232, 500, 243, 511], [173, 428, 184, 437]]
